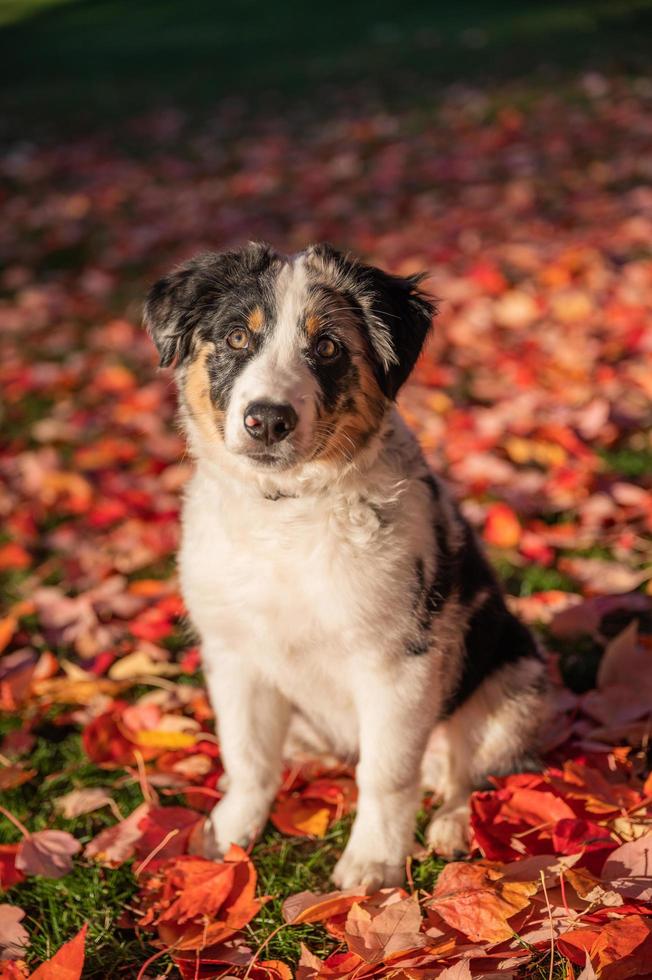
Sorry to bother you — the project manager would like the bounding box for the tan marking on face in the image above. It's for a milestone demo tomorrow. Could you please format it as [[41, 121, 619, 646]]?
[[305, 313, 321, 337], [247, 306, 264, 332], [182, 343, 224, 441], [312, 320, 388, 464]]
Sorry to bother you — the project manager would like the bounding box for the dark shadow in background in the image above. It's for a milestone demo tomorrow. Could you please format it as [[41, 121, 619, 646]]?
[[2, 0, 652, 138]]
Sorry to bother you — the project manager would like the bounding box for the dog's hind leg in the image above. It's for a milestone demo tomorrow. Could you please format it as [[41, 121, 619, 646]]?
[[425, 656, 548, 858]]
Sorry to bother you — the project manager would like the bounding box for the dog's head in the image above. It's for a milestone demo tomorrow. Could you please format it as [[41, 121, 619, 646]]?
[[144, 243, 434, 474]]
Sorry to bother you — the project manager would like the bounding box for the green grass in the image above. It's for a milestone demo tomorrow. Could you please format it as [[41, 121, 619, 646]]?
[[0, 477, 640, 974], [492, 554, 576, 597], [247, 820, 352, 963], [599, 443, 652, 479], [13, 865, 156, 975], [2, 0, 652, 136]]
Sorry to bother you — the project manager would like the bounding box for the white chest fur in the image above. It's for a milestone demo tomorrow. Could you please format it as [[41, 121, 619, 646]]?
[[179, 420, 435, 754]]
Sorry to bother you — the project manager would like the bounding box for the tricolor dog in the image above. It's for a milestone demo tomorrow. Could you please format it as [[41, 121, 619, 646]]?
[[144, 243, 548, 891]]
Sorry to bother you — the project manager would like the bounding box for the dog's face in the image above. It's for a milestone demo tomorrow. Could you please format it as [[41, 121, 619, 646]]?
[[144, 243, 433, 473]]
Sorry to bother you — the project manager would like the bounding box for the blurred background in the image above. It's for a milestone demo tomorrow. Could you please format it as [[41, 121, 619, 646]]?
[[3, 0, 652, 125], [1, 0, 652, 638], [1, 3, 652, 975]]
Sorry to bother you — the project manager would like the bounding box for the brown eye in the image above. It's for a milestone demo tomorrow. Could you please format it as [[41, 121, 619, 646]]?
[[315, 337, 339, 360], [226, 327, 249, 350]]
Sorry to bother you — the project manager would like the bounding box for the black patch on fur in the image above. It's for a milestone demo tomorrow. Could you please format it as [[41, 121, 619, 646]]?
[[420, 473, 441, 502], [407, 526, 457, 657], [406, 557, 430, 655], [407, 506, 541, 714], [457, 517, 500, 604], [143, 243, 281, 368], [440, 592, 541, 718], [310, 351, 357, 415], [307, 244, 436, 398], [302, 284, 366, 416]]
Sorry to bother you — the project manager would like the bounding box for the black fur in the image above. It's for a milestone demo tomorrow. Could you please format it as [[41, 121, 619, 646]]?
[[408, 506, 541, 716], [143, 243, 279, 367], [441, 592, 541, 718], [306, 244, 436, 399]]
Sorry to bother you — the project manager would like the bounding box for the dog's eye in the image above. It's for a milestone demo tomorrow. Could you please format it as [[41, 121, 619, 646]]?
[[315, 337, 340, 360], [226, 327, 250, 350]]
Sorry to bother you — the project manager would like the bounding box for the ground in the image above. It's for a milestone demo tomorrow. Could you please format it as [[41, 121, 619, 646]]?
[[0, 2, 652, 978]]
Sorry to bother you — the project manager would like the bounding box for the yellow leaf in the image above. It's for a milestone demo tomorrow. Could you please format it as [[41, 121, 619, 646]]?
[[133, 729, 198, 750], [293, 807, 331, 837]]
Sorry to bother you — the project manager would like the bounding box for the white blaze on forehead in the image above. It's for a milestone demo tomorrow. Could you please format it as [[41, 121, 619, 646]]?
[[223, 254, 318, 451], [271, 255, 309, 361]]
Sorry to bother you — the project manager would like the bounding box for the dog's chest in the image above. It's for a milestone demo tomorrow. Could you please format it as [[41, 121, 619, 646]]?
[[180, 473, 409, 661]]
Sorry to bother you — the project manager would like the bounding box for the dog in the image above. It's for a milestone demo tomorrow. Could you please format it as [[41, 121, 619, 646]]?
[[144, 242, 548, 891]]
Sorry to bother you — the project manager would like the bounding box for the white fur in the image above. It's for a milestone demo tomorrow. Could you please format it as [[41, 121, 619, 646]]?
[[174, 255, 544, 887], [182, 412, 434, 880], [222, 259, 318, 464]]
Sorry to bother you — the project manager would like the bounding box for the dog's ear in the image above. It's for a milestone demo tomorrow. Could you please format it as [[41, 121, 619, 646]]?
[[307, 244, 435, 398], [144, 243, 275, 367]]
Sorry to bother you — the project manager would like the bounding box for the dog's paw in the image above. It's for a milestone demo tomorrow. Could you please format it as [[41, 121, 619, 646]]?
[[202, 791, 269, 859], [426, 804, 470, 859], [332, 848, 405, 892]]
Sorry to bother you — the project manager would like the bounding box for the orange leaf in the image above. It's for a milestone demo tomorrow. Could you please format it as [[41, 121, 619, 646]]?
[[0, 617, 18, 656], [271, 797, 332, 838], [282, 889, 367, 925], [0, 963, 29, 979], [428, 861, 537, 943], [85, 802, 151, 867], [0, 544, 30, 572], [0, 767, 36, 791], [29, 923, 87, 979], [483, 503, 521, 548], [138, 845, 265, 951], [591, 916, 652, 980]]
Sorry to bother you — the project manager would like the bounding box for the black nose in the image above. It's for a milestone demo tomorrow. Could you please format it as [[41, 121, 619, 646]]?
[[243, 401, 298, 445]]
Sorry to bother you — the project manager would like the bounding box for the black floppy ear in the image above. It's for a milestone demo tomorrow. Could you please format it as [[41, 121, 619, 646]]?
[[360, 265, 435, 398], [143, 243, 275, 367], [143, 258, 207, 367], [306, 244, 435, 398]]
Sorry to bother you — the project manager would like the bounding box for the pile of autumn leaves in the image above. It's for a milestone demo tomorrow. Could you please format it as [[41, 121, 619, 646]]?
[[1, 600, 652, 978], [1, 74, 652, 978]]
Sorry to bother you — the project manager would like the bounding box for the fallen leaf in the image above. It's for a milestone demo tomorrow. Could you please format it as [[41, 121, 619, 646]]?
[[576, 952, 599, 980], [29, 923, 87, 979], [271, 798, 332, 838], [16, 831, 81, 879], [428, 862, 537, 943], [0, 769, 36, 792], [590, 915, 652, 980], [484, 503, 521, 548], [282, 890, 366, 925], [437, 963, 473, 980], [53, 787, 114, 819], [601, 832, 652, 902], [138, 845, 265, 951], [85, 802, 150, 867], [344, 895, 425, 964], [0, 905, 28, 960], [0, 848, 24, 890]]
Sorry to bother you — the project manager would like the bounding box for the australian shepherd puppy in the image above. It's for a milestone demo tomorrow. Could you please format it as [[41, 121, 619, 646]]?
[[144, 242, 548, 891]]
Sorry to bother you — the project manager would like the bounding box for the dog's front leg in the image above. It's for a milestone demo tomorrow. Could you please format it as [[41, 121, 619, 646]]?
[[202, 647, 290, 857], [332, 666, 433, 892]]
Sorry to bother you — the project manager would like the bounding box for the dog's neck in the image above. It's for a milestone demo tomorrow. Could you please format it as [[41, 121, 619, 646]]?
[[190, 408, 406, 504]]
